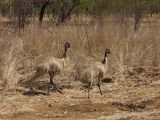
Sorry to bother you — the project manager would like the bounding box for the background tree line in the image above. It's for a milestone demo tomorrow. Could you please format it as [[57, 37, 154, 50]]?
[[0, 0, 160, 30]]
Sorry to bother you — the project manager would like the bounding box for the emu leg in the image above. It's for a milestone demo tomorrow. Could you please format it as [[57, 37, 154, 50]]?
[[88, 81, 92, 98], [47, 82, 52, 94], [47, 74, 53, 94], [50, 80, 63, 94], [97, 80, 103, 95], [49, 74, 63, 94]]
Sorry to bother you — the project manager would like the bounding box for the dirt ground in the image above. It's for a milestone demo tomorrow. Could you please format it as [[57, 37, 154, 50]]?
[[0, 66, 160, 120]]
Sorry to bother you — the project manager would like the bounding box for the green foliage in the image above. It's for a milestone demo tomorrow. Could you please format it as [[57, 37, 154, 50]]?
[[76, 0, 90, 11], [1, 0, 10, 9], [1, 0, 10, 5], [0, 0, 11, 16], [1, 0, 160, 17]]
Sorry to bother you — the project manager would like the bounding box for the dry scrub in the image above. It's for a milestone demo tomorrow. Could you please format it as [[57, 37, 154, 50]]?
[[0, 15, 160, 88]]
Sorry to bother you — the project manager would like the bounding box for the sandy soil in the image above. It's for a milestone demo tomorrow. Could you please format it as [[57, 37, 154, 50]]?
[[0, 66, 160, 120]]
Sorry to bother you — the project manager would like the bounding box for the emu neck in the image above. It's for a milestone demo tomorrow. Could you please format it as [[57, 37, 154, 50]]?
[[102, 53, 108, 65], [63, 47, 68, 58]]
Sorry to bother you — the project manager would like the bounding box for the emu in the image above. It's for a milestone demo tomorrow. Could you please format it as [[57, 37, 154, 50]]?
[[31, 42, 71, 94], [77, 48, 111, 98]]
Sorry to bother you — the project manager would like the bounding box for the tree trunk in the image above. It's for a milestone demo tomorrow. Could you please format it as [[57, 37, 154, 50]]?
[[134, 0, 141, 32], [39, 0, 51, 26]]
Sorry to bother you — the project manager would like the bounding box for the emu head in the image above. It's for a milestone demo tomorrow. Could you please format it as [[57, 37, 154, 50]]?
[[105, 48, 111, 56], [65, 42, 71, 49], [64, 42, 71, 58]]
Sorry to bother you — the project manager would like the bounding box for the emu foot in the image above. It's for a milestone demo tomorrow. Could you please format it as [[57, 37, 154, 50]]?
[[50, 86, 64, 94], [57, 90, 64, 94]]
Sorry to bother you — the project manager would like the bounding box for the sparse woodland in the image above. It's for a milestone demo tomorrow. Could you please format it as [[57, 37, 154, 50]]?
[[0, 0, 160, 119]]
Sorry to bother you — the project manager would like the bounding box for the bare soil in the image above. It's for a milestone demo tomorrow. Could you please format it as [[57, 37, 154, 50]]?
[[0, 66, 160, 120]]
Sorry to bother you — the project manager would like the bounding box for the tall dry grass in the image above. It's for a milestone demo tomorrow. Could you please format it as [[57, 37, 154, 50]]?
[[0, 15, 160, 87]]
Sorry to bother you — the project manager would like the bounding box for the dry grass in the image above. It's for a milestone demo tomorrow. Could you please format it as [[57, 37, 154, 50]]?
[[0, 15, 160, 87]]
